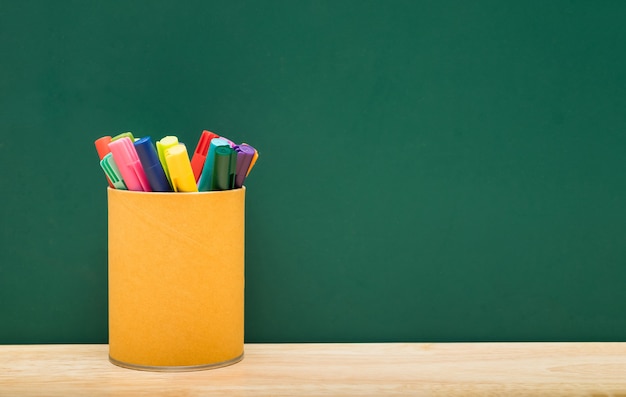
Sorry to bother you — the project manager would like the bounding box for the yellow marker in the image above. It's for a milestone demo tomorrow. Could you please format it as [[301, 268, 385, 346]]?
[[156, 136, 179, 184], [165, 144, 198, 192]]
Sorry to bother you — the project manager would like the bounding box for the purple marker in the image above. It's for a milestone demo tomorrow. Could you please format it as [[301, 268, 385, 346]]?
[[234, 144, 256, 188]]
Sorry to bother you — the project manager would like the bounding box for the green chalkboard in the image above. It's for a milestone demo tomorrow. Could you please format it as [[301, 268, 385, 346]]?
[[2, 0, 626, 343]]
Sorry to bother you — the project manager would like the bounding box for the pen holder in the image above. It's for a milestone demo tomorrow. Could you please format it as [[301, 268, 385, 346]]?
[[107, 187, 245, 371]]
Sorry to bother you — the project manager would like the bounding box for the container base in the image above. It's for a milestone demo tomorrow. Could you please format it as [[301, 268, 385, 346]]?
[[109, 353, 244, 372]]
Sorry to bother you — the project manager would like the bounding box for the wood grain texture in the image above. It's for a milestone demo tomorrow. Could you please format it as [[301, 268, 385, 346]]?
[[1, 343, 626, 396]]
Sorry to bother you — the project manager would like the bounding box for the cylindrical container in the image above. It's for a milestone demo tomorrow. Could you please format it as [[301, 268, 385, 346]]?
[[107, 187, 245, 371]]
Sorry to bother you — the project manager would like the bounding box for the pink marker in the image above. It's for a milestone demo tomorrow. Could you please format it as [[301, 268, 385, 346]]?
[[108, 137, 152, 192]]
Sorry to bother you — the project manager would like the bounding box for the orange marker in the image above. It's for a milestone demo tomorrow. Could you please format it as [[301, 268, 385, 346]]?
[[95, 136, 114, 188]]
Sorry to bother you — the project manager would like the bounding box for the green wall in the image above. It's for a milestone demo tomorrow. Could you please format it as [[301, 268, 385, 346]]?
[[2, 0, 626, 343]]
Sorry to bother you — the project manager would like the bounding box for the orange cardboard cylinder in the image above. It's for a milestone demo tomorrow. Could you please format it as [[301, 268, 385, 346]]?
[[107, 187, 245, 371]]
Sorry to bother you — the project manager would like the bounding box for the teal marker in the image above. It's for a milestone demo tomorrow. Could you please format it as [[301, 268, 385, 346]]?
[[211, 146, 236, 191], [198, 137, 230, 191]]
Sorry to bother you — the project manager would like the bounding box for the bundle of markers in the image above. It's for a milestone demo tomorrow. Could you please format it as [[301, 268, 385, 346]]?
[[95, 130, 258, 192]]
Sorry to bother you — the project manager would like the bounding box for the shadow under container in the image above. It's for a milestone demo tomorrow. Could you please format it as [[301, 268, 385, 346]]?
[[107, 187, 245, 371]]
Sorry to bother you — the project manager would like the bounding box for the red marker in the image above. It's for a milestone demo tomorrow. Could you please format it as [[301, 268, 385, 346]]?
[[190, 130, 220, 182], [95, 136, 114, 188]]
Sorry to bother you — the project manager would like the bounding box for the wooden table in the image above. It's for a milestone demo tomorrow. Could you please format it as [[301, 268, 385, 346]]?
[[1, 343, 626, 396]]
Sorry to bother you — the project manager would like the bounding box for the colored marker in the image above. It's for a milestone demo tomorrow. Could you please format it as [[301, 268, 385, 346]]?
[[165, 144, 198, 192], [197, 137, 230, 191], [156, 136, 179, 185], [211, 146, 236, 191], [221, 136, 237, 148], [95, 136, 112, 159], [111, 132, 135, 142], [241, 143, 258, 177], [190, 130, 220, 182], [234, 145, 255, 188], [95, 136, 114, 187], [108, 137, 152, 192], [134, 136, 172, 192], [100, 153, 127, 190]]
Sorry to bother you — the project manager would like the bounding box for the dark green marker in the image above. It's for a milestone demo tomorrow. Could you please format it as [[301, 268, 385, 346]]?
[[211, 146, 236, 191]]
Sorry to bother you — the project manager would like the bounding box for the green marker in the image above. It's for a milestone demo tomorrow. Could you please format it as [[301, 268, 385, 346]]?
[[110, 131, 135, 142], [156, 136, 179, 185], [211, 146, 236, 191], [99, 153, 127, 190], [228, 148, 237, 188]]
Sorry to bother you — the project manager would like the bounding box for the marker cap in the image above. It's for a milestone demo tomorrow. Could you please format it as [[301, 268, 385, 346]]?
[[165, 144, 198, 192], [211, 146, 236, 191], [95, 136, 112, 159], [134, 137, 173, 192], [234, 145, 255, 188], [240, 143, 258, 177], [111, 132, 135, 142], [156, 136, 179, 185], [95, 136, 114, 188], [191, 130, 220, 182], [100, 153, 127, 190], [197, 137, 231, 191], [108, 137, 152, 192]]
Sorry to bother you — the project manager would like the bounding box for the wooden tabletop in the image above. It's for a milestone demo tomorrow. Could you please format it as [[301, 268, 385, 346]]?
[[1, 343, 626, 396]]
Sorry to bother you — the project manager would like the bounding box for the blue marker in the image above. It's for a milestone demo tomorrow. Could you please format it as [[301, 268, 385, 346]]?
[[134, 136, 172, 192], [197, 137, 231, 191]]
